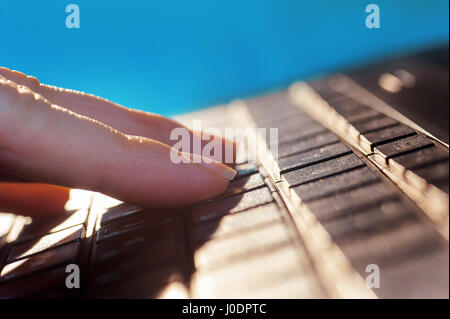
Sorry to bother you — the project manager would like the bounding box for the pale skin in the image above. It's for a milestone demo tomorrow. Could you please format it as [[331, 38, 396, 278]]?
[[0, 67, 237, 218]]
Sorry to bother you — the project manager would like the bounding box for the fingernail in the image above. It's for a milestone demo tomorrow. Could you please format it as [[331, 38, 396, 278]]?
[[188, 153, 237, 180], [201, 160, 237, 180]]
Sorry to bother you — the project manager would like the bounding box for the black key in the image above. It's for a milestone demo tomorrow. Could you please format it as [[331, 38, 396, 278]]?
[[322, 200, 412, 239], [374, 134, 434, 161], [192, 187, 274, 223], [0, 266, 74, 298], [413, 161, 449, 193], [276, 132, 340, 159], [193, 203, 282, 243], [352, 115, 399, 133], [389, 146, 449, 170], [1, 242, 79, 282], [337, 219, 441, 271], [101, 203, 145, 225], [347, 110, 382, 124], [247, 92, 297, 122], [278, 142, 351, 173], [89, 265, 183, 298], [218, 173, 265, 198], [331, 99, 371, 117], [290, 166, 378, 202], [304, 182, 395, 222], [330, 99, 382, 123], [360, 124, 416, 149], [194, 222, 291, 270], [257, 109, 309, 127], [282, 153, 364, 188], [17, 209, 88, 243], [260, 113, 314, 129], [92, 217, 182, 283], [346, 109, 381, 123], [94, 233, 177, 274], [8, 225, 83, 262], [277, 121, 327, 144], [97, 213, 174, 242], [309, 80, 344, 102]]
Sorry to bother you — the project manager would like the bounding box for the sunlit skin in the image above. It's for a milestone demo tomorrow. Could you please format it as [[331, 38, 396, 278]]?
[[0, 67, 237, 218]]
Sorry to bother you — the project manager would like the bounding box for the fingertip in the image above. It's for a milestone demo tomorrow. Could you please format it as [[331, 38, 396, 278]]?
[[165, 160, 232, 206]]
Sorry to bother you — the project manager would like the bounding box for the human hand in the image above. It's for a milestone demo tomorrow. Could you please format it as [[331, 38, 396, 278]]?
[[0, 67, 236, 217]]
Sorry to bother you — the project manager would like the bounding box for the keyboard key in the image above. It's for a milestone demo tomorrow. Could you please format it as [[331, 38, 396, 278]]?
[[217, 173, 265, 198], [246, 92, 297, 121], [377, 249, 449, 298], [337, 219, 441, 271], [91, 216, 184, 294], [310, 81, 345, 101], [346, 108, 381, 124], [244, 271, 324, 298], [304, 182, 395, 222], [278, 142, 351, 172], [94, 236, 178, 275], [277, 132, 340, 159], [327, 97, 381, 123], [1, 242, 79, 282], [192, 187, 273, 223], [352, 115, 399, 134], [413, 161, 449, 193], [374, 134, 434, 162], [290, 166, 378, 202], [258, 109, 310, 127], [277, 121, 327, 144], [8, 225, 83, 262], [0, 265, 72, 298], [322, 200, 412, 239], [194, 222, 291, 270], [331, 98, 371, 117], [359, 124, 416, 151], [388, 146, 448, 171], [193, 203, 282, 243], [89, 264, 184, 298], [17, 209, 88, 243], [282, 153, 364, 187], [97, 212, 175, 242], [192, 245, 318, 298], [100, 203, 145, 225], [260, 113, 313, 128]]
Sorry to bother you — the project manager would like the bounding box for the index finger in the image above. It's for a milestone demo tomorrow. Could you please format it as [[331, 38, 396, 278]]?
[[0, 76, 235, 208], [0, 67, 236, 165]]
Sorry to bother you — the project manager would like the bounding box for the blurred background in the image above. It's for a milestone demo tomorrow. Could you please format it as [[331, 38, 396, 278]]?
[[1, 0, 448, 116]]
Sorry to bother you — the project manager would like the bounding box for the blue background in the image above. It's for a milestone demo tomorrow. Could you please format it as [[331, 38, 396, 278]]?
[[1, 1, 448, 116]]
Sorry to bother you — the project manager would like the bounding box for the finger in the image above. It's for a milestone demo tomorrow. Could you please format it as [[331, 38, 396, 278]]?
[[0, 67, 236, 165], [0, 77, 236, 208], [0, 183, 70, 218]]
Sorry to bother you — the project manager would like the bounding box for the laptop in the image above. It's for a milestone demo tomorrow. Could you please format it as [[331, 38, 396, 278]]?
[[0, 46, 448, 299]]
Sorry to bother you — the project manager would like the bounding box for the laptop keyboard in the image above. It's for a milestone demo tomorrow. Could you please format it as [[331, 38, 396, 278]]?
[[0, 67, 448, 298]]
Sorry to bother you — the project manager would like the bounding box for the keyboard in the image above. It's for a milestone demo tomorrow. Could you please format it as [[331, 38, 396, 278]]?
[[0, 47, 448, 298]]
